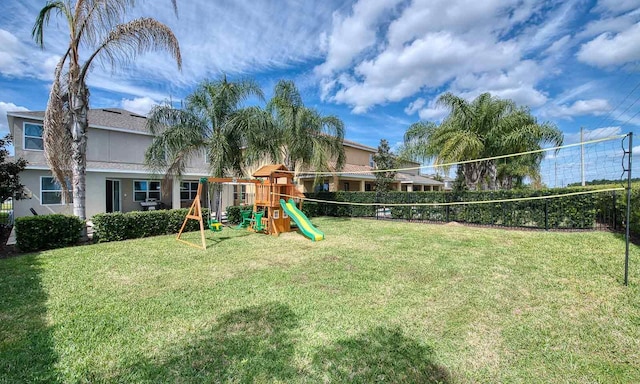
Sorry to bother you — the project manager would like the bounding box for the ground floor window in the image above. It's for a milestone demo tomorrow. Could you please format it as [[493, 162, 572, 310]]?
[[134, 180, 161, 202], [181, 181, 199, 201], [343, 182, 350, 191], [365, 183, 373, 191], [233, 185, 247, 205], [314, 182, 330, 192], [41, 176, 71, 205]]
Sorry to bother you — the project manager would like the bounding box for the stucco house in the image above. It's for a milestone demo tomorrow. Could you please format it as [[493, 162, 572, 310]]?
[[6, 108, 250, 219], [6, 108, 444, 220], [297, 138, 444, 193]]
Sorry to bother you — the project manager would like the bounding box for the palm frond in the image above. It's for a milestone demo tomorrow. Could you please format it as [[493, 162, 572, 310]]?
[[81, 17, 181, 81], [43, 57, 73, 201], [32, 1, 70, 48]]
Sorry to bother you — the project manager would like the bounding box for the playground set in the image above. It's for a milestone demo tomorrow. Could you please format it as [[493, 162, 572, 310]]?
[[176, 164, 325, 249]]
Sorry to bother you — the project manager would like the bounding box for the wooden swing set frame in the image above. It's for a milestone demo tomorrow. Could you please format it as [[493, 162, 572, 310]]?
[[176, 177, 262, 249]]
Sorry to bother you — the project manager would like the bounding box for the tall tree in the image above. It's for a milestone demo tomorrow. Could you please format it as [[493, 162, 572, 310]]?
[[373, 139, 396, 193], [33, 0, 182, 220], [402, 92, 562, 190], [267, 80, 345, 182], [145, 76, 277, 219], [0, 135, 28, 203]]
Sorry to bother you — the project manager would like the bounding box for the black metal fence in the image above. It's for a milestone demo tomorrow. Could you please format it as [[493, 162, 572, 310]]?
[[303, 190, 624, 232]]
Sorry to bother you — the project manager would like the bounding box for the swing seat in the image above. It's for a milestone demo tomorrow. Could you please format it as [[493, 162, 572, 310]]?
[[208, 219, 223, 232]]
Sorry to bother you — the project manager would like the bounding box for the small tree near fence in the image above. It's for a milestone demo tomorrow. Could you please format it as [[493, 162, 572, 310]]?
[[373, 139, 396, 193], [0, 134, 27, 202]]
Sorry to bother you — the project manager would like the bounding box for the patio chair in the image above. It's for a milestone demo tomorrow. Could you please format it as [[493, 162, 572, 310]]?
[[235, 209, 253, 229], [252, 211, 265, 232]]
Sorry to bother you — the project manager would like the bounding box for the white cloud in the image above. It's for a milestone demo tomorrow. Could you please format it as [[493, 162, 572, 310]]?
[[577, 23, 640, 67], [0, 29, 58, 81], [404, 98, 426, 115], [594, 0, 640, 15], [547, 99, 612, 118], [577, 12, 639, 40], [316, 0, 573, 113], [544, 35, 572, 55], [2, 1, 343, 98], [418, 106, 449, 121], [315, 0, 403, 76], [552, 82, 598, 105], [0, 101, 29, 135], [517, 0, 578, 54], [564, 126, 621, 144], [451, 61, 548, 107], [121, 97, 158, 116], [330, 31, 521, 113], [407, 96, 449, 121]]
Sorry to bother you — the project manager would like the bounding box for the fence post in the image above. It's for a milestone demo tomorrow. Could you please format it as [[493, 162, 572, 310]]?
[[612, 190, 617, 230], [544, 199, 549, 231]]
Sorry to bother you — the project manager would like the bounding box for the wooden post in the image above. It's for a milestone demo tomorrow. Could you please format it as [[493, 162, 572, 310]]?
[[176, 181, 207, 250]]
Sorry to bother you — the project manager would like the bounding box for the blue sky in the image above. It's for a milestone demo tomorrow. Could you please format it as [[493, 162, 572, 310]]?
[[1, 0, 640, 166]]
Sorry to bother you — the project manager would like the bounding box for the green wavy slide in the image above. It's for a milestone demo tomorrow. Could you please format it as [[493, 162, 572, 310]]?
[[280, 199, 325, 241]]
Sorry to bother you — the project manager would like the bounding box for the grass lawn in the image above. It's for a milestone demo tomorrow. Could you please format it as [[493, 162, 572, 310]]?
[[1, 217, 639, 383]]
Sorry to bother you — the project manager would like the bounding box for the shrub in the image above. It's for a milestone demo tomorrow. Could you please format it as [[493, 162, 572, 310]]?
[[0, 211, 11, 225], [15, 214, 84, 252], [305, 188, 606, 230], [226, 206, 244, 224], [92, 208, 209, 243]]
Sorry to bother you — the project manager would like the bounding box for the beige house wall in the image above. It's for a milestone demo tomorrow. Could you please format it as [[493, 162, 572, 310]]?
[[344, 146, 373, 166]]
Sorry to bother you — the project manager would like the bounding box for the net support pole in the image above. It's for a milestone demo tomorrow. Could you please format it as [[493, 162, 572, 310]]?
[[625, 132, 632, 286], [581, 127, 585, 187]]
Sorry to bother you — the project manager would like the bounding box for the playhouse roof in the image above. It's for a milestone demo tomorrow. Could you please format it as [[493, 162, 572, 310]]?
[[252, 164, 290, 177]]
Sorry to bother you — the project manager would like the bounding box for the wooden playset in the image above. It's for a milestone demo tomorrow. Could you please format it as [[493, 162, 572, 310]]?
[[176, 164, 309, 249]]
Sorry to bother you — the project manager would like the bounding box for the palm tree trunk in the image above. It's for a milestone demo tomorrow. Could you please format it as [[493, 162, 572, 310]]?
[[70, 86, 88, 222], [486, 160, 498, 190], [463, 163, 482, 191]]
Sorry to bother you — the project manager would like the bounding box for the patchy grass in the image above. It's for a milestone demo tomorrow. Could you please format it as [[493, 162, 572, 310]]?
[[1, 217, 639, 383]]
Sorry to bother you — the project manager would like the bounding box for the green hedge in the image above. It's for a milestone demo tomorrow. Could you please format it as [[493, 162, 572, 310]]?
[[0, 211, 11, 225], [92, 208, 209, 243], [304, 188, 617, 230], [605, 187, 640, 234], [15, 214, 84, 252], [226, 206, 254, 225]]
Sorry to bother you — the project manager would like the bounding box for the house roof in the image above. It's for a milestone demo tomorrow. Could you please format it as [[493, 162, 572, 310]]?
[[297, 162, 376, 180], [252, 164, 289, 177], [342, 138, 378, 152], [396, 173, 444, 186], [298, 163, 442, 185], [7, 108, 148, 133]]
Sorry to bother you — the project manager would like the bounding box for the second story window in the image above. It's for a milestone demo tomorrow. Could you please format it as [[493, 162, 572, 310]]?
[[24, 123, 44, 151], [369, 154, 375, 168]]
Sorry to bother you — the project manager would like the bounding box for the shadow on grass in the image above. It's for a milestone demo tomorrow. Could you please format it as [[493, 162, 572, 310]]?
[[111, 302, 450, 383], [0, 254, 60, 383], [117, 302, 300, 382], [612, 231, 640, 247], [312, 326, 451, 383], [178, 230, 254, 249]]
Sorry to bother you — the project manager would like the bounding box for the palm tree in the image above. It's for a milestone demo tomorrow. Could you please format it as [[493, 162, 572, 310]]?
[[145, 76, 278, 219], [267, 80, 345, 182], [402, 92, 562, 190], [33, 0, 182, 220]]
